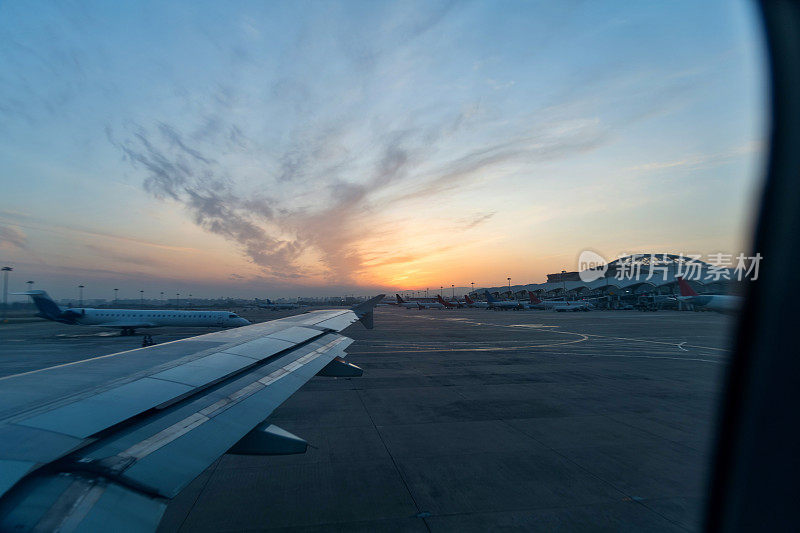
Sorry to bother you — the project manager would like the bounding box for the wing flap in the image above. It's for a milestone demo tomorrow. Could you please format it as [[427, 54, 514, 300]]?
[[105, 335, 351, 497]]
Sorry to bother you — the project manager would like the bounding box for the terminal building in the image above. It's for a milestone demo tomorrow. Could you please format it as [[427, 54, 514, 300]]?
[[471, 253, 743, 309]]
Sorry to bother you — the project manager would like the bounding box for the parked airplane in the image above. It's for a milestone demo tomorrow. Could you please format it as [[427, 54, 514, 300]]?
[[525, 292, 592, 311], [464, 294, 489, 308], [436, 295, 458, 308], [484, 290, 522, 310], [15, 290, 250, 335], [395, 294, 420, 309], [0, 295, 384, 531], [676, 276, 742, 314], [553, 301, 593, 312], [395, 294, 444, 309], [417, 298, 444, 309], [256, 298, 301, 310]]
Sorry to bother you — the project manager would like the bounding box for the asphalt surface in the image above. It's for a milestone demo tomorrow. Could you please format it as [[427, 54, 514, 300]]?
[[0, 307, 733, 531]]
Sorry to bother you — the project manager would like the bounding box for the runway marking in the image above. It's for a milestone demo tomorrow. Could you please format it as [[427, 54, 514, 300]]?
[[593, 354, 722, 363], [574, 333, 729, 353], [401, 313, 730, 354]]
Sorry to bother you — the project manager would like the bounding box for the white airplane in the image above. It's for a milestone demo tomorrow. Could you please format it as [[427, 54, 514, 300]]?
[[395, 294, 444, 309], [463, 294, 488, 308], [525, 292, 592, 312], [15, 290, 250, 335], [676, 277, 742, 314], [256, 298, 301, 310], [484, 291, 522, 310], [394, 294, 420, 309]]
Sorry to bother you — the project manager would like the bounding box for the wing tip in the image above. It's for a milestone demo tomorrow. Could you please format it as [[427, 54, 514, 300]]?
[[351, 294, 384, 329]]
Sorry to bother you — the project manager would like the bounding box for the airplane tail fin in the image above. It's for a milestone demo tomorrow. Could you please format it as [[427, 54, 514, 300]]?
[[528, 291, 542, 304], [436, 294, 452, 306], [395, 294, 406, 303], [11, 290, 64, 320], [676, 277, 698, 297], [483, 290, 496, 303], [464, 294, 474, 304]]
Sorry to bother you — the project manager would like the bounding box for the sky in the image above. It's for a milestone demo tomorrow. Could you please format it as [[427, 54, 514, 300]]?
[[0, 0, 768, 300]]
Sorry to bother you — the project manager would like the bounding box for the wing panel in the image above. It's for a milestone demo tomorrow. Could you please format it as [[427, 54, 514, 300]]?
[[0, 424, 83, 463], [314, 314, 358, 331], [18, 378, 194, 438], [220, 336, 294, 360], [266, 326, 322, 344], [150, 352, 255, 387], [0, 460, 36, 497]]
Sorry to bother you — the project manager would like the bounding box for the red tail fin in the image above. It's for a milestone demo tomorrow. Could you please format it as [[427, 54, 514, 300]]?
[[464, 294, 474, 304], [436, 294, 454, 307], [528, 291, 541, 304], [676, 277, 698, 297]]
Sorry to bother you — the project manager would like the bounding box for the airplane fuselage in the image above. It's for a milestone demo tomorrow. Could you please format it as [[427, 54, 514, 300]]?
[[679, 294, 742, 314], [58, 307, 250, 328]]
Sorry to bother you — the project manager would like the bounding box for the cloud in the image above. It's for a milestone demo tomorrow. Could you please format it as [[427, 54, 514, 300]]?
[[82, 243, 155, 267], [0, 225, 27, 250], [104, 4, 706, 286], [627, 141, 764, 173], [461, 212, 496, 230], [114, 125, 306, 279], [109, 81, 642, 284]]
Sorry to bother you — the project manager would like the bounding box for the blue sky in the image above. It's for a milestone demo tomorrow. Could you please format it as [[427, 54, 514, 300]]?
[[0, 0, 767, 300]]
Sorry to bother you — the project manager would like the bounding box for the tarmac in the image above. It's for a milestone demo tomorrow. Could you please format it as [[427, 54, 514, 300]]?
[[0, 307, 733, 531]]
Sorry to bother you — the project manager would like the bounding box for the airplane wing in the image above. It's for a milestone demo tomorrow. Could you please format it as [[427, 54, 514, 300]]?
[[0, 295, 384, 531], [96, 321, 158, 329]]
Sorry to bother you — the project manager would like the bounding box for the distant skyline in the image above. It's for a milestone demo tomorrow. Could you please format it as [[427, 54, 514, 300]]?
[[0, 1, 767, 300]]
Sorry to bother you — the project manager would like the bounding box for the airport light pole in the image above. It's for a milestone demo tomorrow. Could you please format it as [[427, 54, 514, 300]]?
[[176, 292, 180, 308], [1, 266, 12, 321], [440, 286, 443, 297], [471, 282, 474, 294], [114, 288, 118, 305], [507, 277, 511, 296], [160, 291, 164, 306], [452, 284, 455, 299], [78, 285, 84, 307], [140, 290, 144, 308], [24, 281, 33, 307], [561, 270, 567, 300]]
